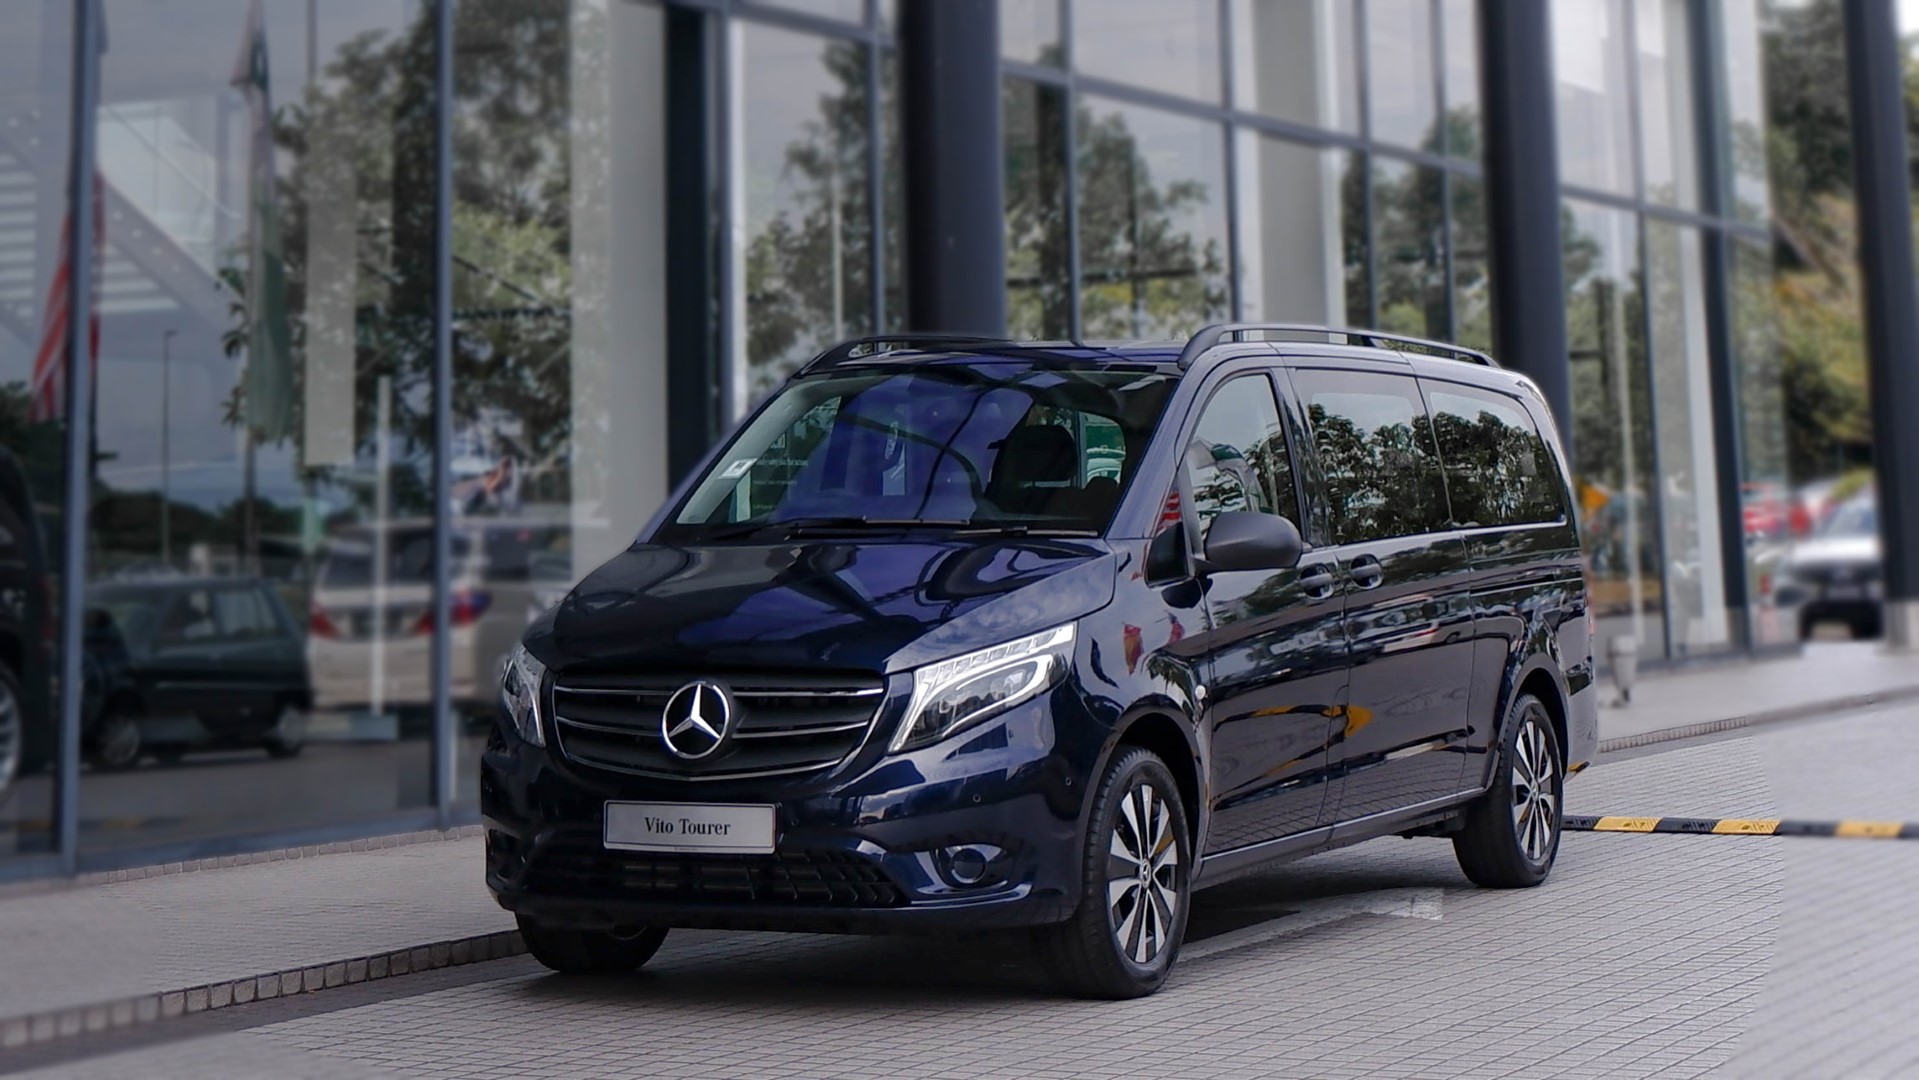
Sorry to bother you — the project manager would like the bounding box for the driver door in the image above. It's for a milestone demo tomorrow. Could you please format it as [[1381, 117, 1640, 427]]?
[[1185, 372, 1350, 855]]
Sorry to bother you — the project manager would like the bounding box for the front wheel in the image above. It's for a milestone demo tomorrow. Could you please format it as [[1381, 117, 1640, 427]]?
[[1453, 694, 1563, 888], [517, 915, 669, 975], [89, 710, 142, 771], [1036, 747, 1191, 1000]]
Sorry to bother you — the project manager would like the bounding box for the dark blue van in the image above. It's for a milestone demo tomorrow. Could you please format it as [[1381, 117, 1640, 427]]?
[[483, 325, 1598, 998]]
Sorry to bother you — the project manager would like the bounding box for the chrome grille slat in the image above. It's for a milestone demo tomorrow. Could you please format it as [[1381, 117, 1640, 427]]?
[[550, 670, 884, 781]]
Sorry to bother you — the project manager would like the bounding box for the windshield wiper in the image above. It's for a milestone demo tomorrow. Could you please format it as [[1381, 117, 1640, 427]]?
[[951, 523, 1101, 538]]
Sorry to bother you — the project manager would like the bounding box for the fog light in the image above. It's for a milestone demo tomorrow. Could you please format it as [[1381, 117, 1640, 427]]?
[[938, 844, 1006, 887]]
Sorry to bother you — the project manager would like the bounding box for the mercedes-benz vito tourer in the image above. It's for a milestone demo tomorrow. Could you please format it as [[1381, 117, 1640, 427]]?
[[483, 325, 1598, 999]]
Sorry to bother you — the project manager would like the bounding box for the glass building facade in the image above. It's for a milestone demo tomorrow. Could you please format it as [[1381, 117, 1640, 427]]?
[[0, 0, 1810, 877]]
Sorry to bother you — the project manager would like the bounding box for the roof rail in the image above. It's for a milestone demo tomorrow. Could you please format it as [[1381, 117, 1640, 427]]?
[[799, 333, 1017, 374], [1176, 323, 1500, 370]]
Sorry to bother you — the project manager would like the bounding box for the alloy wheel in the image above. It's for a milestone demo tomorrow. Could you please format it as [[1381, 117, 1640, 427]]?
[[1509, 710, 1559, 864], [1106, 780, 1181, 966], [94, 713, 141, 770]]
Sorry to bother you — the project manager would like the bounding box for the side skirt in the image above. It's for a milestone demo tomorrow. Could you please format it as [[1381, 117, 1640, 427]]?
[[1194, 787, 1489, 890]]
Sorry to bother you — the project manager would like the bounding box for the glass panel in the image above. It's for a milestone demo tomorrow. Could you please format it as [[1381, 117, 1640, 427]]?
[[1235, 133, 1366, 329], [663, 366, 1176, 538], [1076, 97, 1230, 340], [1002, 0, 1062, 66], [1441, 0, 1482, 159], [1635, 0, 1700, 208], [1368, 0, 1439, 150], [1294, 369, 1450, 544], [0, 5, 71, 862], [1450, 174, 1493, 352], [1373, 159, 1448, 340], [1004, 79, 1071, 339], [1230, 0, 1359, 134], [1426, 385, 1565, 528], [1075, 0, 1222, 104], [1553, 0, 1637, 195], [734, 23, 876, 404], [1187, 376, 1298, 533], [1645, 221, 1728, 654], [753, 0, 868, 26], [1721, 0, 1771, 224], [1732, 235, 1790, 644], [1563, 200, 1663, 658], [452, 3, 671, 803], [84, 0, 434, 851]]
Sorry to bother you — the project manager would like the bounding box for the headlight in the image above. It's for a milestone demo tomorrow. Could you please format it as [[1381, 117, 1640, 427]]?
[[892, 623, 1075, 752], [500, 644, 548, 746]]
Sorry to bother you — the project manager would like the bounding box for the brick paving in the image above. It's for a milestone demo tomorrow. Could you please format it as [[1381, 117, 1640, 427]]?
[[8, 692, 1919, 1077]]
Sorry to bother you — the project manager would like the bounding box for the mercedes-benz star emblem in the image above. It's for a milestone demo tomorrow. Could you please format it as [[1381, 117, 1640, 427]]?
[[661, 680, 733, 760]]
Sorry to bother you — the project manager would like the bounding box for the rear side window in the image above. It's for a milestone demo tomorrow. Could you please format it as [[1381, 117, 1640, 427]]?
[[1183, 375, 1299, 538], [1424, 383, 1565, 528], [1293, 368, 1449, 545]]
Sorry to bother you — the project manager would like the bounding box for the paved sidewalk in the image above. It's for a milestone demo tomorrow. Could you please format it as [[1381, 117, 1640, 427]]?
[[1597, 640, 1919, 749], [0, 835, 508, 1042], [1, 640, 1913, 1053]]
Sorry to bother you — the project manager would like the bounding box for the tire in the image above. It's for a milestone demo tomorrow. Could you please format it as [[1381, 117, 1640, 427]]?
[[89, 709, 142, 771], [1035, 747, 1192, 1000], [1453, 693, 1563, 889], [0, 663, 22, 797], [263, 702, 307, 759], [517, 915, 668, 975]]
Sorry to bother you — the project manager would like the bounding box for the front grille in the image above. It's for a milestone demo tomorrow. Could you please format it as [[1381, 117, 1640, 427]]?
[[523, 838, 905, 907], [550, 670, 885, 781]]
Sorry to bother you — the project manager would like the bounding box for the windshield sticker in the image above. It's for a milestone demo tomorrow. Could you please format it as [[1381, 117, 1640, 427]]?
[[720, 457, 756, 479]]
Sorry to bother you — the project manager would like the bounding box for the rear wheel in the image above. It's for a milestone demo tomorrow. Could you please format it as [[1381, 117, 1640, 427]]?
[[1036, 747, 1191, 1000], [1453, 694, 1562, 888], [517, 915, 669, 975], [263, 703, 307, 759]]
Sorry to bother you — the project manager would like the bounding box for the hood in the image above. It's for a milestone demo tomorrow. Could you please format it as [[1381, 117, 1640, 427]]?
[[1790, 535, 1879, 568], [526, 537, 1120, 676]]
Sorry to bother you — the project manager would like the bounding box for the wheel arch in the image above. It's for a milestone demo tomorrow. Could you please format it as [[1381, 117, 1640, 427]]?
[[1094, 707, 1203, 848]]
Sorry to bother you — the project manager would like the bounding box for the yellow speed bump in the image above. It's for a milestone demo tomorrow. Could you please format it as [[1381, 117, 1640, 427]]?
[[1591, 816, 1659, 833]]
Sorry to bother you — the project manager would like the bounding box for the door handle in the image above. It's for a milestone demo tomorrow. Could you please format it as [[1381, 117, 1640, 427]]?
[[1348, 555, 1384, 590], [1298, 565, 1337, 600]]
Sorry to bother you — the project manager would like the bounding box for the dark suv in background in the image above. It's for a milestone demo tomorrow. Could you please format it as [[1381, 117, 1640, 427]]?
[[483, 325, 1598, 999]]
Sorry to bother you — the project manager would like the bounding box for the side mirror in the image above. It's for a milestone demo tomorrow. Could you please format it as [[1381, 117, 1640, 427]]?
[[1200, 512, 1304, 574]]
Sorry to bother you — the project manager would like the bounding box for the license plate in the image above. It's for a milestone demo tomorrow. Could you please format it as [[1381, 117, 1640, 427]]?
[[603, 801, 776, 855], [1826, 585, 1865, 600]]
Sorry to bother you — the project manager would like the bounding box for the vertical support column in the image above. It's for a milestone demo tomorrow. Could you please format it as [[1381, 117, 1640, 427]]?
[[1690, 0, 1751, 642], [430, 0, 455, 821], [665, 7, 723, 484], [1476, 0, 1572, 447], [56, 0, 102, 873], [1844, 0, 1919, 650], [900, 0, 1006, 336]]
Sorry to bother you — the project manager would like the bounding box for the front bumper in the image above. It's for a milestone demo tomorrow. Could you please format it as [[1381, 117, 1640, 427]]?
[[481, 695, 1089, 935]]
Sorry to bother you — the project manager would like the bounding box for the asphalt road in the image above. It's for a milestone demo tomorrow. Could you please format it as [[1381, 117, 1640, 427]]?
[[9, 702, 1919, 1079]]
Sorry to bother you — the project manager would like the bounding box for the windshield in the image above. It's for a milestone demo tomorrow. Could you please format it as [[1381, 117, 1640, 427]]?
[[1822, 500, 1876, 538], [664, 362, 1175, 541]]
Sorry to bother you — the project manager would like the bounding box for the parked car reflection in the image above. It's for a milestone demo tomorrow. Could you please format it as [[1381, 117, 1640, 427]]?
[[308, 516, 570, 727], [83, 578, 311, 768], [1780, 494, 1882, 640]]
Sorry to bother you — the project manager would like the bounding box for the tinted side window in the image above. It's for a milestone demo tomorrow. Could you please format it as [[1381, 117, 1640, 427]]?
[[1184, 375, 1299, 536], [1425, 383, 1566, 528], [213, 589, 278, 641], [1294, 368, 1448, 544]]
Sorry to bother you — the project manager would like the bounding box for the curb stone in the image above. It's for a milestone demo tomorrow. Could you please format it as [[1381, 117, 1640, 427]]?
[[0, 930, 524, 1053], [1596, 684, 1919, 755]]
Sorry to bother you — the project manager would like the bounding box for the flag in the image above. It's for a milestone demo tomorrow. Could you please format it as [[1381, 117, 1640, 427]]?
[[232, 0, 294, 442], [28, 4, 107, 426]]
